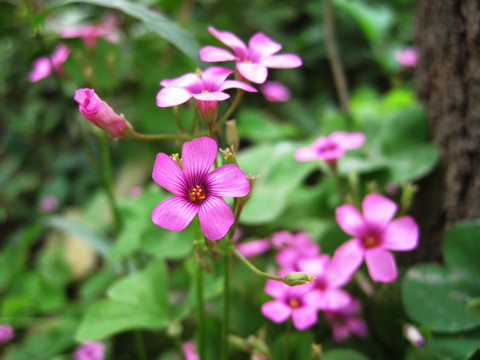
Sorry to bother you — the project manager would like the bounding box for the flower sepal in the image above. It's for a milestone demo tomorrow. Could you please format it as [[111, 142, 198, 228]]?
[[282, 271, 316, 286]]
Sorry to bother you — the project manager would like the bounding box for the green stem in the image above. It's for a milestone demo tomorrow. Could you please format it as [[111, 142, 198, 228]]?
[[284, 320, 291, 360], [130, 131, 192, 141], [232, 247, 284, 282], [221, 236, 232, 360], [194, 220, 206, 360], [134, 330, 147, 360], [174, 106, 186, 134], [214, 89, 245, 133]]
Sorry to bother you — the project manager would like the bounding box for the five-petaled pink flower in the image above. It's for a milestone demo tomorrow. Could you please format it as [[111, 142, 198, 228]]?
[[61, 14, 120, 49], [272, 231, 320, 268], [29, 44, 70, 82], [200, 27, 302, 84], [294, 131, 366, 164], [335, 193, 419, 282], [394, 47, 418, 68], [325, 299, 367, 342], [151, 137, 250, 240], [156, 66, 256, 119], [74, 341, 105, 360], [0, 324, 14, 344], [261, 81, 291, 102], [74, 88, 132, 137], [261, 279, 317, 330]]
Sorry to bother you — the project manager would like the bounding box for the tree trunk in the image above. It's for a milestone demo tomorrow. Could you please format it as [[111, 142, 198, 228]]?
[[412, 0, 480, 262]]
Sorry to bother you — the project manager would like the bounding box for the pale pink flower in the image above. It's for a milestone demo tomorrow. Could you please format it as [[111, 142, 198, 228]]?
[[156, 66, 256, 118], [325, 299, 367, 342], [40, 195, 59, 213], [0, 324, 14, 344], [129, 186, 144, 198], [237, 238, 271, 258], [294, 131, 366, 163], [29, 44, 70, 82], [182, 341, 199, 360], [260, 81, 291, 102], [404, 324, 425, 347], [61, 15, 119, 49], [151, 137, 250, 241], [261, 279, 316, 330], [73, 341, 105, 360], [74, 88, 132, 137], [335, 193, 419, 282], [395, 47, 418, 68], [200, 27, 302, 84], [272, 231, 320, 268]]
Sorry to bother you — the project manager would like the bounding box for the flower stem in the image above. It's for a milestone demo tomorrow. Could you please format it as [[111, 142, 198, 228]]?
[[134, 330, 147, 360], [130, 131, 191, 141], [173, 106, 186, 134], [221, 236, 232, 360], [214, 89, 245, 133], [193, 220, 206, 360], [284, 320, 291, 360], [232, 247, 284, 282]]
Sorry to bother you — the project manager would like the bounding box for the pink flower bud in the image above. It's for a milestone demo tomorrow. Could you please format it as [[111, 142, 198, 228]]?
[[0, 324, 14, 344], [74, 88, 132, 137], [260, 81, 291, 102]]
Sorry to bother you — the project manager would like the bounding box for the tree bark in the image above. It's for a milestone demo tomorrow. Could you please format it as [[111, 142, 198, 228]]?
[[412, 0, 480, 261]]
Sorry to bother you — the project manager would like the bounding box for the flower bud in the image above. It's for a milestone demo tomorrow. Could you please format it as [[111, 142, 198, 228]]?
[[403, 324, 425, 347], [282, 271, 315, 286], [74, 88, 133, 138], [401, 183, 417, 213], [226, 119, 239, 152], [220, 146, 237, 165], [0, 324, 14, 344]]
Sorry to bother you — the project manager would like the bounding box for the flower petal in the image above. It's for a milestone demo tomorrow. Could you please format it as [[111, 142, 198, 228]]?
[[382, 216, 419, 251], [323, 289, 352, 311], [182, 137, 217, 183], [156, 87, 192, 107], [292, 306, 317, 330], [332, 239, 364, 276], [152, 153, 186, 196], [329, 131, 366, 151], [261, 54, 302, 68], [192, 91, 230, 101], [237, 239, 270, 258], [29, 57, 52, 82], [261, 300, 291, 324], [265, 279, 288, 299], [200, 45, 237, 62], [160, 73, 199, 88], [362, 193, 398, 230], [297, 256, 329, 276], [201, 66, 233, 84], [248, 32, 282, 57], [348, 318, 368, 337], [198, 196, 234, 240], [208, 26, 248, 58], [365, 247, 397, 282], [206, 164, 250, 197], [220, 80, 257, 93], [335, 204, 366, 237], [237, 62, 268, 84], [152, 196, 198, 231], [294, 146, 319, 162]]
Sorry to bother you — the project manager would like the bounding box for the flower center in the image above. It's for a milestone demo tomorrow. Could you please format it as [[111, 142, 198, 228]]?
[[189, 185, 206, 204], [288, 298, 301, 309], [363, 235, 379, 249], [318, 141, 338, 154], [201, 89, 209, 93]]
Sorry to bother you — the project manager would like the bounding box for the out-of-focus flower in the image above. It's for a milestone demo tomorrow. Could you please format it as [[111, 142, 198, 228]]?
[[395, 47, 418, 68], [261, 279, 316, 330], [237, 238, 271, 258], [129, 186, 144, 198], [182, 341, 199, 360], [73, 341, 105, 360], [200, 26, 302, 84], [335, 193, 419, 282], [404, 324, 425, 347], [325, 299, 367, 342], [74, 88, 133, 137], [272, 231, 320, 268], [294, 131, 366, 164], [151, 137, 250, 240], [0, 324, 14, 344], [61, 14, 119, 49], [260, 81, 291, 102], [29, 44, 70, 82], [156, 66, 256, 120], [39, 195, 59, 213]]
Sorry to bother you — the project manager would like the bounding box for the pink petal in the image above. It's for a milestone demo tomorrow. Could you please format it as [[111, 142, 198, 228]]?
[[323, 289, 352, 311], [29, 57, 52, 82], [50, 44, 70, 68], [152, 153, 186, 196], [332, 324, 351, 342], [237, 239, 270, 258], [335, 204, 366, 237], [198, 196, 234, 240], [365, 247, 397, 282], [152, 196, 198, 231], [192, 91, 230, 101], [182, 137, 217, 183], [265, 279, 288, 299], [332, 239, 364, 276], [291, 306, 317, 330], [207, 26, 248, 58], [220, 80, 257, 93], [200, 46, 237, 62], [382, 216, 419, 251], [248, 32, 282, 57], [261, 54, 302, 68], [237, 62, 268, 84], [329, 131, 366, 151], [362, 193, 397, 229], [201, 66, 233, 83], [160, 73, 199, 88], [206, 164, 250, 197], [297, 256, 329, 276], [294, 146, 318, 162], [261, 300, 291, 323], [348, 318, 368, 337], [261, 81, 291, 102], [156, 87, 192, 107]]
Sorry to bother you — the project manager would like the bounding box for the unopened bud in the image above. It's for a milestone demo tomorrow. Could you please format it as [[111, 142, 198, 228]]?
[[282, 271, 315, 286], [403, 324, 425, 347], [401, 183, 417, 213], [238, 174, 259, 206], [226, 119, 240, 152], [220, 146, 238, 165], [170, 153, 182, 168], [311, 343, 322, 359]]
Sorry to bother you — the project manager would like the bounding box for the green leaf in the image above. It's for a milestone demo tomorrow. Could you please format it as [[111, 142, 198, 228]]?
[[444, 220, 480, 275], [141, 225, 194, 260], [46, 0, 201, 66], [322, 349, 370, 360]]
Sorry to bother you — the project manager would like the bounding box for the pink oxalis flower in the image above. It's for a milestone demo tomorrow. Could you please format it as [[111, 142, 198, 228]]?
[[335, 193, 419, 282], [29, 44, 70, 82], [294, 131, 366, 164], [74, 88, 132, 137], [39, 195, 59, 213], [0, 324, 14, 344], [236, 238, 271, 258], [178, 341, 199, 360], [156, 66, 256, 119], [260, 81, 291, 102], [74, 341, 105, 360], [151, 136, 250, 240], [200, 26, 302, 84], [272, 231, 320, 268], [61, 14, 119, 49], [395, 47, 418, 68], [325, 299, 368, 343]]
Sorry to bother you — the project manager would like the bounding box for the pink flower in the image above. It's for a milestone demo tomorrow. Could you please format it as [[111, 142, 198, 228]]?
[[0, 324, 14, 344], [200, 27, 302, 84], [272, 231, 320, 268], [156, 66, 256, 118], [260, 81, 291, 102], [29, 44, 70, 82], [325, 299, 367, 342], [294, 131, 366, 163], [151, 137, 250, 240], [181, 341, 199, 360], [74, 88, 132, 137], [61, 15, 119, 49], [395, 47, 418, 67], [237, 238, 271, 258], [39, 195, 59, 213], [73, 341, 105, 360], [335, 193, 419, 282], [261, 279, 317, 330]]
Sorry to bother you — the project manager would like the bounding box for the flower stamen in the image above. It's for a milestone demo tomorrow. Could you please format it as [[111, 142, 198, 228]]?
[[189, 185, 206, 204], [288, 298, 300, 309], [363, 235, 379, 249]]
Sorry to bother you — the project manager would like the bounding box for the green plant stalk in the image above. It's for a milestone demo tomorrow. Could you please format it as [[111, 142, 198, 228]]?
[[173, 105, 186, 134], [134, 330, 147, 360], [284, 320, 291, 360], [232, 246, 284, 282], [194, 220, 206, 360], [214, 89, 245, 133], [221, 236, 232, 360], [131, 131, 192, 141]]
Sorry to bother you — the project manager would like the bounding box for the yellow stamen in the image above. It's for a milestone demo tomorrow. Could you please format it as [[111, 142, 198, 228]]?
[[189, 185, 206, 204]]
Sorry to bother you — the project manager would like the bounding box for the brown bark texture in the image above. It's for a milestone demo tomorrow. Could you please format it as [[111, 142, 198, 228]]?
[[412, 0, 480, 261]]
